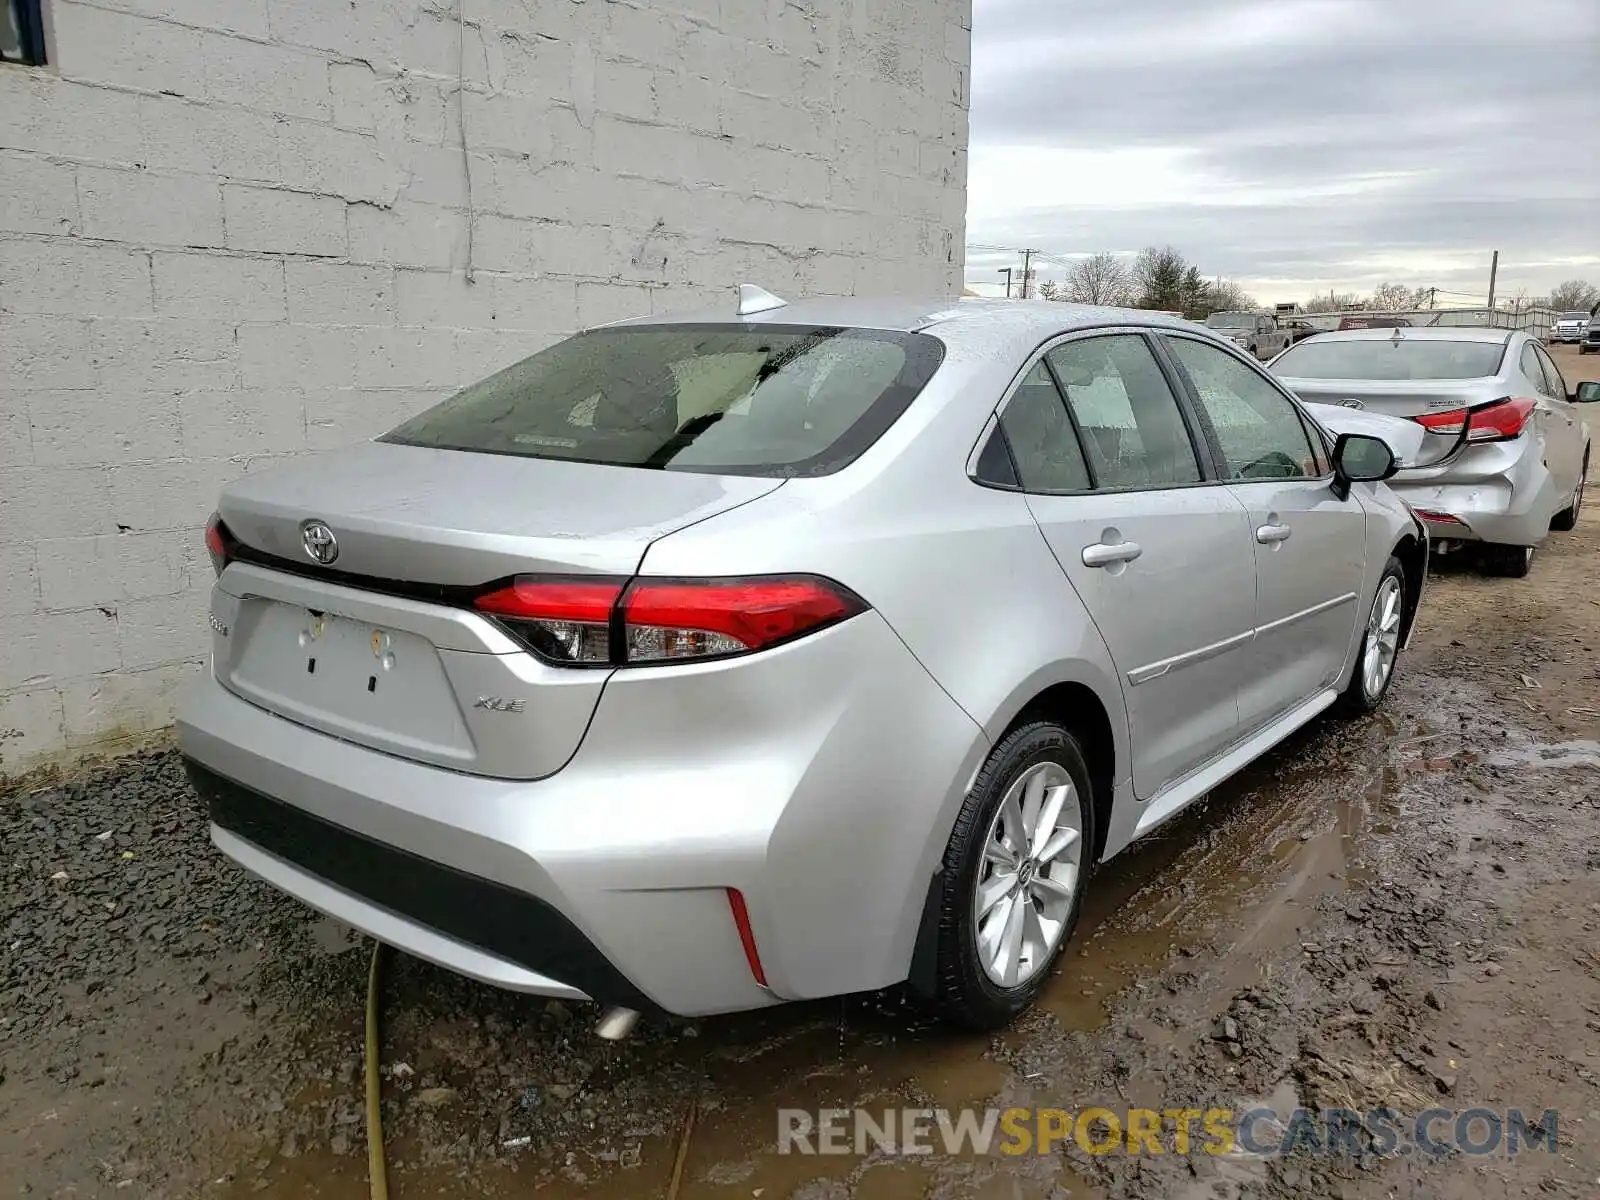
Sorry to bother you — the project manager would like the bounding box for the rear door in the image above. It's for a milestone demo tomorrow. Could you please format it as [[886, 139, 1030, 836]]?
[[1161, 333, 1369, 733], [1001, 331, 1256, 799]]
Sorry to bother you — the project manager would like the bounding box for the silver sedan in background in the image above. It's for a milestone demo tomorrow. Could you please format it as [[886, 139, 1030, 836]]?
[[1269, 327, 1592, 577], [178, 292, 1428, 1032]]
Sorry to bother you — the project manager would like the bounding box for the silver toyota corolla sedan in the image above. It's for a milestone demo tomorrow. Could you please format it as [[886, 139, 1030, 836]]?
[[177, 290, 1428, 1031], [1269, 326, 1590, 578]]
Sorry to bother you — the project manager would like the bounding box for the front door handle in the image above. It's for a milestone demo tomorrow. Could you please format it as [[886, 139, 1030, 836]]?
[[1082, 540, 1143, 568], [1256, 523, 1292, 544]]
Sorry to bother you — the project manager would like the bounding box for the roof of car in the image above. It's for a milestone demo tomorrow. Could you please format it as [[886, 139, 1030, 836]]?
[[599, 294, 1204, 338], [1290, 325, 1515, 344]]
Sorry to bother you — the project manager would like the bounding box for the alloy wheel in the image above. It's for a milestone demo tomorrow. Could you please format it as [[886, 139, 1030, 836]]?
[[971, 761, 1083, 988], [1362, 574, 1403, 700]]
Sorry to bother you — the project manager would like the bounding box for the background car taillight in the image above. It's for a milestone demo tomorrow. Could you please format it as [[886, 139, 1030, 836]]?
[[1411, 396, 1537, 443], [473, 574, 867, 667], [204, 512, 237, 576]]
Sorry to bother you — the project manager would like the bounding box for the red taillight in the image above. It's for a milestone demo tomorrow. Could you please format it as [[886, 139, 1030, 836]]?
[[1413, 396, 1536, 443], [473, 577, 623, 665], [204, 512, 236, 576], [1412, 509, 1463, 525], [472, 574, 866, 667], [726, 888, 768, 987], [622, 576, 862, 662]]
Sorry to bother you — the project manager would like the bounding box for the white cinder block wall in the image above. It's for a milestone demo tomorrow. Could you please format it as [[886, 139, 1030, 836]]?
[[0, 0, 972, 772]]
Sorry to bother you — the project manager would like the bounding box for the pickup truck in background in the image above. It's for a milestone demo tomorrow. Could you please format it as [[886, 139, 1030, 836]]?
[[1552, 311, 1592, 345], [1202, 310, 1292, 360]]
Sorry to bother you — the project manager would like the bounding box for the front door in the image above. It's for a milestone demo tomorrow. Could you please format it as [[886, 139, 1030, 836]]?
[[1531, 342, 1584, 493], [1161, 334, 1370, 732], [1002, 332, 1257, 799]]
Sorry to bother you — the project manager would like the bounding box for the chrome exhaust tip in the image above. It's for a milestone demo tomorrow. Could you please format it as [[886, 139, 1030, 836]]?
[[595, 1006, 641, 1041]]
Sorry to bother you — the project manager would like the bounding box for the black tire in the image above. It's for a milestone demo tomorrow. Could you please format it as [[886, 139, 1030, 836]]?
[[925, 721, 1095, 1030], [1550, 452, 1587, 532], [1337, 556, 1407, 716], [1481, 542, 1534, 578]]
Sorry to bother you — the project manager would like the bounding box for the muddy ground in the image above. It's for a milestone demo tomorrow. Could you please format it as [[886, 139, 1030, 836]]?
[[4, 349, 1598, 1200]]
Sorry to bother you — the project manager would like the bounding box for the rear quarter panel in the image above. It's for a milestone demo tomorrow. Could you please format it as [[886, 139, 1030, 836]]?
[[634, 365, 1131, 982]]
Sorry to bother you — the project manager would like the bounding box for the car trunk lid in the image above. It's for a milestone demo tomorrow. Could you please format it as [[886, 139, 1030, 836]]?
[[211, 442, 784, 778], [1277, 377, 1507, 421]]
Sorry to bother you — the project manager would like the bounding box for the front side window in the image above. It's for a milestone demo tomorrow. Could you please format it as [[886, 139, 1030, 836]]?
[[1046, 335, 1203, 489], [1, 0, 47, 65], [382, 324, 945, 478], [1165, 336, 1320, 481]]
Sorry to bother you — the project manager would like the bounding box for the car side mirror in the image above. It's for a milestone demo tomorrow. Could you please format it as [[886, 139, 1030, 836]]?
[[1330, 432, 1397, 499], [1571, 381, 1600, 404]]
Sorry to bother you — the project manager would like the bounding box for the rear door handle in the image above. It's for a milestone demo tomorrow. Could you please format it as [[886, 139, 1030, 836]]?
[[1082, 540, 1143, 567], [1256, 523, 1292, 544]]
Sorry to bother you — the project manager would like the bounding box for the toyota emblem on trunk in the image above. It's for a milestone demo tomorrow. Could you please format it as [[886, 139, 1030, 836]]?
[[301, 520, 339, 565]]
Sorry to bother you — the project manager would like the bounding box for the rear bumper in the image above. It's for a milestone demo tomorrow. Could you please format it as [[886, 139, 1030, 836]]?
[[177, 610, 986, 1017], [1388, 440, 1557, 547], [189, 761, 646, 1007]]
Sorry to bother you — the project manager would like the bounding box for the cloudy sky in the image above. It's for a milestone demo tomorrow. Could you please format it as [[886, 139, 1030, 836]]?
[[964, 0, 1600, 305]]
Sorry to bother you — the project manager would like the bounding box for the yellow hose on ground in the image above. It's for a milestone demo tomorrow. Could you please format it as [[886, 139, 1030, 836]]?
[[365, 941, 390, 1200]]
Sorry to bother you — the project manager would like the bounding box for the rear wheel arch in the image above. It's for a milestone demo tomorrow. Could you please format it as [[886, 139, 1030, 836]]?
[[907, 676, 1120, 1003], [1006, 682, 1117, 865]]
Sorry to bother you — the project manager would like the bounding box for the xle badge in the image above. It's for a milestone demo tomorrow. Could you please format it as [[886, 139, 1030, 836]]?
[[475, 697, 527, 713]]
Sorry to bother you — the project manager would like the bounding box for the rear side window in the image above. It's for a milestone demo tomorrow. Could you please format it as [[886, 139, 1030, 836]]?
[[1520, 344, 1556, 398], [1532, 343, 1566, 399], [1270, 338, 1504, 381], [994, 363, 1091, 492], [382, 324, 945, 477], [1046, 335, 1203, 489]]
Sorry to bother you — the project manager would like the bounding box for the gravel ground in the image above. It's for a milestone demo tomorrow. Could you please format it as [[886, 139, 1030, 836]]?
[[3, 350, 1597, 1200]]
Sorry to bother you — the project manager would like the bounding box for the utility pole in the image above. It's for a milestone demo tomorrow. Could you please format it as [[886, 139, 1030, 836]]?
[[1486, 250, 1499, 313], [1427, 287, 1436, 310], [997, 268, 1013, 299], [1020, 249, 1040, 299]]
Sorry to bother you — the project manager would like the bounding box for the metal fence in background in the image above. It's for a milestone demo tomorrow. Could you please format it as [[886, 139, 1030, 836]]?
[[1294, 306, 1558, 339]]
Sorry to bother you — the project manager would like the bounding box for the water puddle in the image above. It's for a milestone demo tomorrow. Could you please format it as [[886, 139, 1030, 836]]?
[[1486, 738, 1600, 770], [223, 681, 1493, 1199]]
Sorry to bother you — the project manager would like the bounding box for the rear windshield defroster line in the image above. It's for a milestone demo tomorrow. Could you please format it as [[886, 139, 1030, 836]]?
[[380, 323, 947, 479]]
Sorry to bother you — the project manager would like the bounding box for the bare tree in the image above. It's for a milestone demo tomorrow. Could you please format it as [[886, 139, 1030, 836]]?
[[1303, 291, 1365, 314], [1369, 282, 1417, 312], [1548, 279, 1600, 312], [1064, 252, 1134, 307], [1036, 279, 1061, 302], [1207, 278, 1258, 314]]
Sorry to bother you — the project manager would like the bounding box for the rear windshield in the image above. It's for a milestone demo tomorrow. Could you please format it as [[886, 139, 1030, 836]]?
[[381, 324, 945, 477], [1269, 338, 1505, 381], [1561, 312, 1590, 321]]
